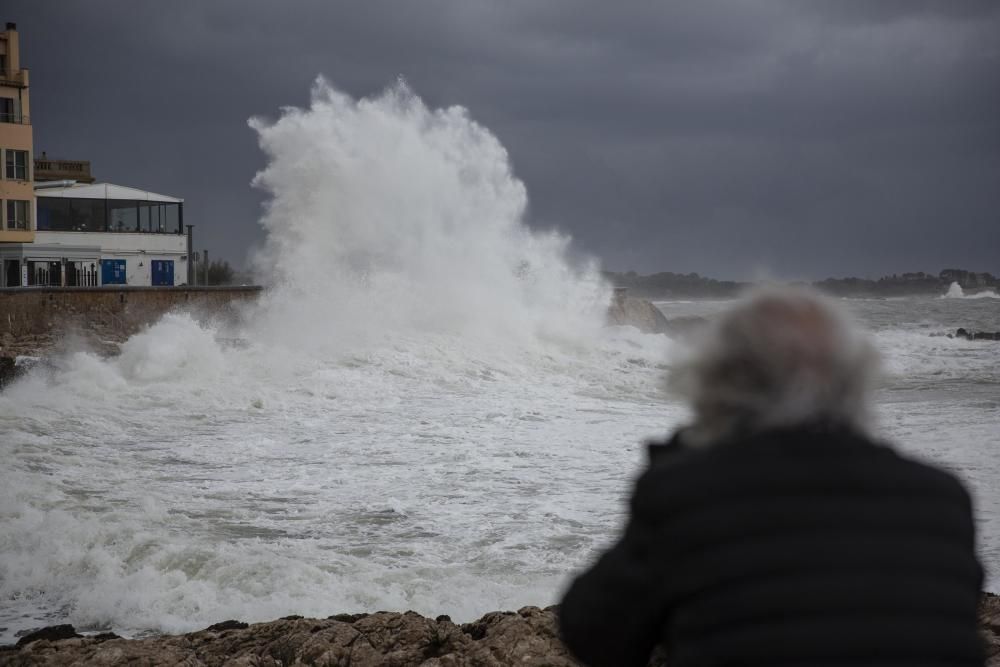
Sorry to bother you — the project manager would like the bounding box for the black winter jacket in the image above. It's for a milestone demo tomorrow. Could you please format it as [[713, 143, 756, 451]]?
[[559, 424, 984, 666]]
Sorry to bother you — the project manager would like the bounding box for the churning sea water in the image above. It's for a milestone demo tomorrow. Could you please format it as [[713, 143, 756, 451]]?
[[654, 294, 1000, 586], [1, 80, 997, 642]]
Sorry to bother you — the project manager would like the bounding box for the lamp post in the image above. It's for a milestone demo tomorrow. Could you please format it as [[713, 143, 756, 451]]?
[[186, 224, 194, 285]]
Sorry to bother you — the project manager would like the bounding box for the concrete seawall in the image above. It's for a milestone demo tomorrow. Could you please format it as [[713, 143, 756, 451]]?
[[0, 286, 262, 359]]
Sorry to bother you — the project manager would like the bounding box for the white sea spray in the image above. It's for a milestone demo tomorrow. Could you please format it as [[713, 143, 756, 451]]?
[[0, 80, 679, 641], [0, 80, 996, 643]]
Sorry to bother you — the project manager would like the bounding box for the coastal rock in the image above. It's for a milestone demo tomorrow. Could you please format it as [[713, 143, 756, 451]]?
[[0, 607, 577, 667], [0, 356, 34, 389], [1, 607, 590, 667], [6, 597, 1000, 666], [981, 593, 1000, 662], [0, 356, 15, 388], [953, 328, 1000, 341], [0, 356, 49, 391], [15, 626, 81, 647], [605, 293, 708, 339], [606, 294, 671, 335]]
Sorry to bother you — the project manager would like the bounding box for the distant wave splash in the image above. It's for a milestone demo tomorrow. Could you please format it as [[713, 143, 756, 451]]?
[[941, 282, 1000, 299]]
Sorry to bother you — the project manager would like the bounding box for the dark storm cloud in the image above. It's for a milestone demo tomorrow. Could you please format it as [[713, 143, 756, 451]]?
[[7, 1, 999, 278]]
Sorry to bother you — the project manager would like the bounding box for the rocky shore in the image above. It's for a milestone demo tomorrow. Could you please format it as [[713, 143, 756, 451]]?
[[953, 328, 1000, 341], [3, 595, 999, 666], [605, 292, 707, 338]]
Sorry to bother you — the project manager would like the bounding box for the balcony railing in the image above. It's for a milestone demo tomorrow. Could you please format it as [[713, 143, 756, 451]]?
[[0, 70, 28, 88], [35, 160, 89, 173], [0, 112, 29, 125]]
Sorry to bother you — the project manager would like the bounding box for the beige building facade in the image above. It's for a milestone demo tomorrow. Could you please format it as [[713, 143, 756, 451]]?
[[0, 22, 34, 245]]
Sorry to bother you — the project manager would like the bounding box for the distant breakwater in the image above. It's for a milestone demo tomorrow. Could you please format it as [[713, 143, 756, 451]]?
[[0, 286, 261, 362]]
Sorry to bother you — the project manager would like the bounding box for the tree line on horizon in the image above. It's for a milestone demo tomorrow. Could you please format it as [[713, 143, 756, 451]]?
[[603, 268, 999, 299]]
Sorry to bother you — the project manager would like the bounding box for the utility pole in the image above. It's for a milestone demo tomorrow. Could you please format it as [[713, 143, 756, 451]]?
[[186, 225, 194, 285], [203, 249, 209, 286]]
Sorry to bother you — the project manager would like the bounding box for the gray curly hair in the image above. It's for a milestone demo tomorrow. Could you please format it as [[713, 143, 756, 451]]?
[[669, 286, 880, 447]]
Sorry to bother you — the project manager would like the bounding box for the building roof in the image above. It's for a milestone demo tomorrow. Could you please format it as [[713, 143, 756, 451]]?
[[34, 182, 183, 203]]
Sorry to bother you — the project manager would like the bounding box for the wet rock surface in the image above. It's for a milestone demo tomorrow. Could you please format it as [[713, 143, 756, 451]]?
[[14, 626, 81, 647], [953, 328, 1000, 341], [0, 607, 584, 667], [0, 356, 17, 388], [982, 593, 1000, 664], [5, 597, 1000, 666], [1, 329, 124, 391], [606, 296, 672, 335]]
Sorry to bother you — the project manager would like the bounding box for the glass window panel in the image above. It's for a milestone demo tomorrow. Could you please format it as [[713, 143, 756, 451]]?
[[5, 200, 30, 230], [0, 97, 14, 123], [37, 198, 72, 231], [164, 203, 180, 233], [69, 198, 106, 232], [138, 202, 152, 232], [109, 200, 138, 232], [4, 150, 28, 180]]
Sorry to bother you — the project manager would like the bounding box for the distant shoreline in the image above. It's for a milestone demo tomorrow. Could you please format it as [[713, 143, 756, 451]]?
[[604, 268, 999, 300]]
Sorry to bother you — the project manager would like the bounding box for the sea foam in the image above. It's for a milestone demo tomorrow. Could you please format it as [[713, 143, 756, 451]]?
[[0, 80, 678, 642]]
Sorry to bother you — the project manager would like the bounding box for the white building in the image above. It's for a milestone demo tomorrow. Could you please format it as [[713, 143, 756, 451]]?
[[1, 25, 191, 289], [0, 182, 189, 287]]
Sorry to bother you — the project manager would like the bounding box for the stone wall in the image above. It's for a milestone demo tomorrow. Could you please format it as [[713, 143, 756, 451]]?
[[0, 286, 261, 358]]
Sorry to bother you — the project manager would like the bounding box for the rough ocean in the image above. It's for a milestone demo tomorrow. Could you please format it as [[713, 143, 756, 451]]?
[[1, 81, 997, 643]]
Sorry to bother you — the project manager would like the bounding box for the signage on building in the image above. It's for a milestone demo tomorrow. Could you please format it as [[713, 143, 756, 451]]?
[[21, 265, 28, 287]]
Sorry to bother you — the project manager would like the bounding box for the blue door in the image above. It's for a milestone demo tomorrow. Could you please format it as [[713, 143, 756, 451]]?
[[100, 259, 126, 285], [151, 260, 174, 286]]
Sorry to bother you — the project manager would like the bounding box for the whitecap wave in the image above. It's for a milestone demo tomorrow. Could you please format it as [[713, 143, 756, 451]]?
[[941, 281, 1000, 299], [0, 79, 680, 641]]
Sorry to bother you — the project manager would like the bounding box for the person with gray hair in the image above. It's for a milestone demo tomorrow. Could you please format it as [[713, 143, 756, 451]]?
[[672, 286, 880, 447], [560, 287, 983, 666]]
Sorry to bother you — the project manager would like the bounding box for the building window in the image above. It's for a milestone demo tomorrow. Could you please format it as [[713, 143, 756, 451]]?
[[70, 198, 106, 232], [36, 197, 106, 231], [37, 197, 70, 231], [109, 199, 139, 232], [165, 203, 181, 233], [138, 201, 157, 232], [5, 149, 29, 180], [35, 197, 181, 233], [137, 201, 181, 233], [6, 199, 30, 230], [0, 97, 16, 123]]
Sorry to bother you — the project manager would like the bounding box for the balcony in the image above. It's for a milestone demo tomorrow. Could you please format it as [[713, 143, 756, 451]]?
[[34, 158, 93, 183], [0, 70, 28, 88], [0, 112, 29, 125]]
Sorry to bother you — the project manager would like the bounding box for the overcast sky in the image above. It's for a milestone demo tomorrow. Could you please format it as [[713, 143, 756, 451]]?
[[7, 1, 999, 279]]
